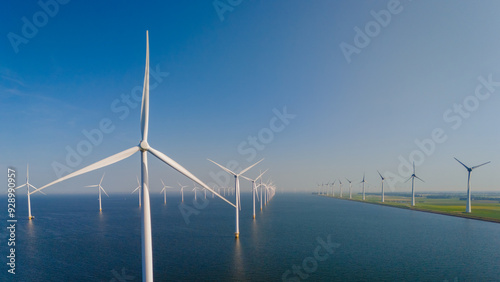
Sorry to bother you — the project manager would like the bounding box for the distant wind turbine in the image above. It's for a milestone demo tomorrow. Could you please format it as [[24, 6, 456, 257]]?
[[360, 173, 367, 200], [339, 179, 343, 198], [208, 159, 263, 238], [159, 179, 172, 205], [32, 31, 234, 282], [405, 162, 424, 206], [454, 157, 490, 213], [178, 182, 188, 202], [346, 178, 353, 199], [241, 169, 268, 219], [377, 170, 385, 202], [85, 173, 109, 212], [16, 164, 45, 220], [131, 176, 142, 207]]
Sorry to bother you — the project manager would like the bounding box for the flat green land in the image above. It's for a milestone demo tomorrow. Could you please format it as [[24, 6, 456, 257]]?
[[320, 194, 500, 223]]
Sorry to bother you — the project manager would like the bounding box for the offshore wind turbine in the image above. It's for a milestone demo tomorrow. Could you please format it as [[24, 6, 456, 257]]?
[[159, 179, 172, 205], [16, 164, 45, 220], [346, 178, 353, 199], [131, 176, 142, 207], [85, 173, 109, 212], [208, 159, 263, 238], [377, 170, 385, 203], [178, 182, 188, 202], [241, 169, 267, 219], [32, 31, 234, 282], [360, 173, 367, 200], [330, 180, 336, 197], [454, 157, 490, 213], [339, 179, 343, 198], [405, 162, 424, 206]]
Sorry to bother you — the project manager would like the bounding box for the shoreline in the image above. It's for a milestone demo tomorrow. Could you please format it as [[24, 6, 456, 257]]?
[[319, 195, 500, 224]]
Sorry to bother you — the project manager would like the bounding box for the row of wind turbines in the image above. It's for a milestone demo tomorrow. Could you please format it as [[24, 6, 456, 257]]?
[[17, 31, 277, 282], [316, 158, 491, 213]]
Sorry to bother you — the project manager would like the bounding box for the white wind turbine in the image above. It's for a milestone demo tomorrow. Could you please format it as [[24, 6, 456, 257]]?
[[330, 180, 335, 197], [178, 182, 188, 202], [345, 178, 353, 199], [405, 162, 424, 207], [32, 31, 234, 282], [377, 170, 385, 203], [454, 157, 490, 213], [16, 164, 45, 220], [339, 179, 343, 198], [85, 173, 109, 212], [192, 185, 200, 201], [208, 159, 263, 238], [360, 173, 367, 200], [159, 179, 172, 205], [241, 169, 268, 219], [131, 176, 142, 207]]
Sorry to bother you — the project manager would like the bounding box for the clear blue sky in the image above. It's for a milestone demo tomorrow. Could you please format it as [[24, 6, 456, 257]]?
[[1, 0, 499, 195]]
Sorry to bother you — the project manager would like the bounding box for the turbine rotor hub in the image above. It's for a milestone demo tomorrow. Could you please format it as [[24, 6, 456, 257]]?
[[139, 140, 150, 151]]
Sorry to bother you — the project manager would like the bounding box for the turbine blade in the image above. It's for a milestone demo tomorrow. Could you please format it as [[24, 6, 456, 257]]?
[[240, 175, 252, 182], [100, 186, 109, 197], [471, 161, 491, 170], [239, 159, 264, 176], [161, 179, 165, 187], [415, 176, 425, 182], [149, 147, 236, 208], [207, 159, 237, 176], [38, 190, 47, 195], [255, 169, 268, 181], [85, 185, 99, 187], [345, 178, 351, 183], [454, 157, 470, 170], [140, 31, 150, 141], [413, 162, 415, 174], [15, 183, 26, 190], [377, 170, 383, 179], [404, 176, 412, 183], [99, 173, 105, 185], [33, 146, 139, 194], [132, 186, 140, 193], [160, 188, 165, 194]]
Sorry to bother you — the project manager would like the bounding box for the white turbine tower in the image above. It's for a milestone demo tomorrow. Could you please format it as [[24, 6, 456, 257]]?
[[377, 171, 385, 203], [178, 182, 188, 202], [330, 180, 335, 197], [241, 169, 268, 219], [405, 162, 424, 207], [16, 164, 45, 220], [159, 179, 172, 205], [454, 157, 490, 213], [208, 159, 263, 238], [131, 176, 142, 207], [346, 178, 353, 199], [360, 173, 367, 200], [32, 31, 234, 282], [85, 173, 109, 212], [339, 179, 343, 198]]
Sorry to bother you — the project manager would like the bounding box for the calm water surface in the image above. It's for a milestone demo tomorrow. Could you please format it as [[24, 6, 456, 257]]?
[[2, 193, 500, 281]]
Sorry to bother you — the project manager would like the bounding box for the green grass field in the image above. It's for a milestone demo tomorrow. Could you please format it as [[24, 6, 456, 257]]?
[[321, 193, 500, 223]]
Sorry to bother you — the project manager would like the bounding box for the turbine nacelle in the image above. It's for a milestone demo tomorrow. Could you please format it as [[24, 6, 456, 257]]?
[[139, 140, 150, 151]]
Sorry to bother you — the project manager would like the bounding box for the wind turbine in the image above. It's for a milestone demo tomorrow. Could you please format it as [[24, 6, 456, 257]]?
[[454, 157, 490, 213], [405, 162, 424, 206], [131, 176, 141, 207], [208, 159, 263, 238], [377, 170, 385, 203], [360, 173, 367, 200], [159, 179, 172, 205], [85, 173, 109, 212], [330, 180, 336, 197], [192, 185, 200, 201], [241, 169, 268, 219], [32, 31, 234, 282], [16, 164, 45, 220], [339, 179, 343, 198], [178, 182, 188, 202], [346, 178, 353, 199]]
